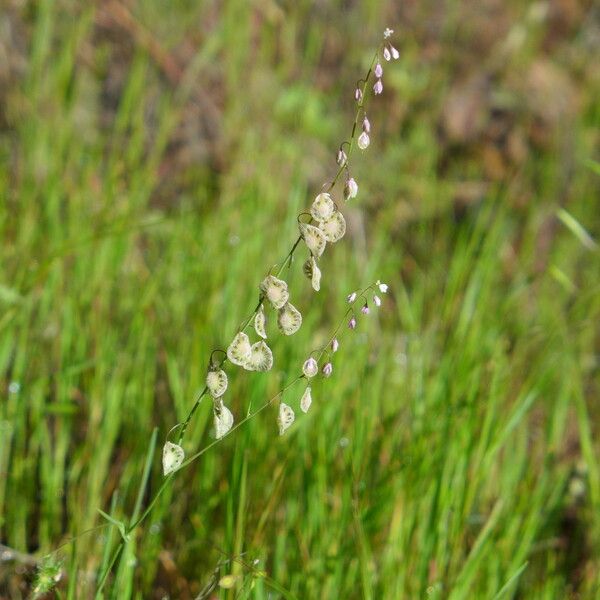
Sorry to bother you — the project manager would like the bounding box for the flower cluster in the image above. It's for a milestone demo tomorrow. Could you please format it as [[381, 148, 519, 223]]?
[[162, 29, 398, 475]]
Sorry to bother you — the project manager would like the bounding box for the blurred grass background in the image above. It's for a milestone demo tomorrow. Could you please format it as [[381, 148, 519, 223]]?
[[0, 0, 599, 598]]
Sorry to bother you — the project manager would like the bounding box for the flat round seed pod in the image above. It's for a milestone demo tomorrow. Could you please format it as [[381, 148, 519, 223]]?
[[254, 305, 267, 339], [214, 402, 234, 439], [259, 275, 289, 309], [278, 402, 295, 435], [243, 340, 273, 372], [310, 192, 335, 222], [226, 332, 252, 366], [319, 211, 346, 243], [299, 223, 326, 258], [277, 302, 302, 336], [300, 386, 312, 413], [162, 442, 184, 476], [206, 369, 228, 398]]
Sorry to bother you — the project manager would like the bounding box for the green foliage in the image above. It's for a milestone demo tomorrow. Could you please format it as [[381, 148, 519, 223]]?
[[0, 0, 599, 598]]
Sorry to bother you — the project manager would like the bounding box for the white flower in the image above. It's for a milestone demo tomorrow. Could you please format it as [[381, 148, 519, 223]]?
[[206, 369, 228, 398], [254, 305, 267, 339], [376, 280, 389, 293], [383, 46, 391, 61], [302, 357, 318, 378], [214, 401, 234, 439], [260, 275, 289, 309], [226, 332, 252, 366], [331, 338, 339, 353], [278, 402, 295, 435], [299, 222, 326, 257], [277, 302, 302, 336], [318, 211, 346, 243], [300, 387, 312, 413], [243, 340, 273, 372], [347, 291, 357, 303], [390, 45, 400, 60], [383, 28, 394, 39], [162, 442, 184, 476], [373, 294, 382, 307], [310, 192, 335, 222], [358, 131, 370, 150]]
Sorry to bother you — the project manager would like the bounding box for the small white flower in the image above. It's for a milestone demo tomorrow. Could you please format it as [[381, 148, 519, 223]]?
[[310, 192, 335, 222], [260, 275, 289, 309], [254, 305, 267, 339], [227, 332, 252, 366], [278, 402, 295, 435], [373, 294, 382, 307], [383, 46, 391, 61], [299, 222, 327, 257], [206, 369, 228, 398], [376, 280, 389, 293], [373, 79, 383, 95], [162, 442, 184, 476], [319, 211, 346, 243], [310, 256, 321, 291], [277, 302, 302, 336], [244, 340, 273, 372], [383, 28, 394, 39], [347, 291, 357, 303], [358, 131, 370, 150], [300, 387, 312, 413], [331, 338, 339, 353], [214, 401, 234, 439], [303, 357, 318, 378], [344, 177, 358, 200]]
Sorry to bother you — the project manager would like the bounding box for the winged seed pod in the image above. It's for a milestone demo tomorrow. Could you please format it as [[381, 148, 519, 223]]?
[[206, 369, 228, 398], [227, 332, 252, 366], [254, 304, 267, 339], [214, 401, 234, 439], [318, 211, 346, 243], [278, 402, 295, 435], [244, 340, 273, 372], [310, 193, 335, 222], [300, 386, 312, 413], [260, 275, 289, 309], [299, 222, 326, 257], [277, 302, 302, 335], [162, 442, 184, 476]]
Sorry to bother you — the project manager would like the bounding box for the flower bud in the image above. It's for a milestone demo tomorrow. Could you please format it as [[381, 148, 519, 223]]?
[[374, 63, 383, 78], [336, 148, 347, 166], [361, 303, 370, 315], [331, 338, 339, 353], [354, 87, 363, 102], [390, 45, 400, 60], [348, 316, 357, 329], [362, 116, 371, 133], [383, 46, 391, 61], [373, 294, 381, 307], [373, 79, 383, 95], [358, 131, 370, 150], [322, 362, 333, 377], [303, 357, 319, 378], [347, 292, 357, 303], [344, 177, 358, 200]]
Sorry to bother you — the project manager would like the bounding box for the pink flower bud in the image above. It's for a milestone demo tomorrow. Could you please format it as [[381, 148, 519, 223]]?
[[383, 47, 391, 61], [362, 116, 371, 133], [373, 79, 383, 95], [347, 292, 357, 303], [373, 294, 381, 307], [331, 338, 339, 353], [322, 362, 333, 377], [354, 87, 363, 102], [361, 303, 370, 315], [348, 317, 357, 330], [344, 177, 358, 200], [374, 63, 383, 78]]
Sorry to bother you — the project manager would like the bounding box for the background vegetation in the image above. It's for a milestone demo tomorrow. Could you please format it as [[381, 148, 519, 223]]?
[[0, 0, 599, 597]]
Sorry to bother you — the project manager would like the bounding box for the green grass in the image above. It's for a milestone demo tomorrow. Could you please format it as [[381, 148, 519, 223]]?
[[1, 1, 599, 598]]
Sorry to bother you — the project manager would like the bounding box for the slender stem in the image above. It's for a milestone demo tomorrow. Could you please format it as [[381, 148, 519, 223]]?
[[177, 387, 208, 444], [95, 541, 124, 599]]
